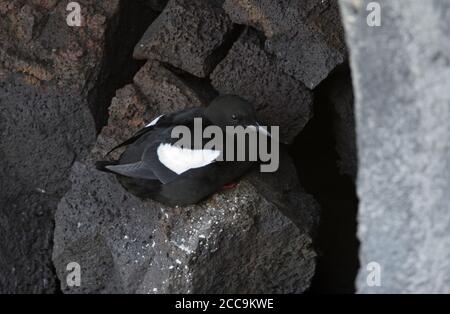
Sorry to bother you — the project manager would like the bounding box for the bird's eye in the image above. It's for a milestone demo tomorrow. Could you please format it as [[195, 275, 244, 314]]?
[[231, 114, 237, 120]]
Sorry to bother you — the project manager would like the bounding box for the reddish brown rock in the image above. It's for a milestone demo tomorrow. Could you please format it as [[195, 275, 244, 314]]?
[[0, 0, 122, 89]]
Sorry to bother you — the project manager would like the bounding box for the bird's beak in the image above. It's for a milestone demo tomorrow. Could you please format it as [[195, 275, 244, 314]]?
[[248, 122, 271, 137], [256, 122, 271, 137]]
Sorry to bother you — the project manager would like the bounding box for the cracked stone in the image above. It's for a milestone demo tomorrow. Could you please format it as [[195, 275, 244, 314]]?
[[134, 0, 234, 77], [211, 29, 313, 144], [223, 0, 347, 89]]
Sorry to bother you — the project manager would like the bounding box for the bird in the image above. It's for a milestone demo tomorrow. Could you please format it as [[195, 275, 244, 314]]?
[[96, 95, 269, 206]]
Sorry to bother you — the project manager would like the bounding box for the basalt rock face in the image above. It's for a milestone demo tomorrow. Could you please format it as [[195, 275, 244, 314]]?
[[2, 0, 351, 294], [133, 0, 234, 77], [0, 79, 96, 292], [0, 0, 118, 88], [340, 0, 450, 293], [211, 29, 314, 144], [223, 0, 347, 89], [50, 0, 332, 293], [52, 88, 320, 292], [0, 0, 157, 293], [53, 161, 319, 293], [52, 55, 320, 292]]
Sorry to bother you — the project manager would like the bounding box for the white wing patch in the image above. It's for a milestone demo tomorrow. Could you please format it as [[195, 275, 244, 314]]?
[[157, 143, 220, 175], [145, 115, 163, 127]]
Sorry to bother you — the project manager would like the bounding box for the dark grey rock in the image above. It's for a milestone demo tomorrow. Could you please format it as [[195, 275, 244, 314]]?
[[0, 0, 127, 293], [223, 0, 347, 89], [53, 160, 318, 293], [0, 75, 96, 293], [134, 0, 234, 77], [211, 29, 313, 144], [0, 0, 122, 90], [340, 0, 450, 293]]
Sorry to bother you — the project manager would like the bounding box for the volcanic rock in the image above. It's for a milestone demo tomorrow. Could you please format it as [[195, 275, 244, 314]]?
[[211, 29, 313, 144], [53, 83, 320, 293], [223, 0, 347, 89], [134, 0, 234, 77]]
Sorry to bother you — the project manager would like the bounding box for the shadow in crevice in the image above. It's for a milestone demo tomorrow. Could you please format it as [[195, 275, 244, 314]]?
[[88, 0, 159, 132], [290, 65, 360, 294], [206, 23, 246, 76], [160, 62, 219, 105]]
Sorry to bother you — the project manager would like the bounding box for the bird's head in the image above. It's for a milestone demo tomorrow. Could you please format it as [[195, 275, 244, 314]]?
[[205, 95, 260, 130]]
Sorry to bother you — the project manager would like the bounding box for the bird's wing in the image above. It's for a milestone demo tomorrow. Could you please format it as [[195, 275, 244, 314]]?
[[106, 116, 164, 155], [106, 108, 202, 155], [140, 117, 222, 184], [104, 161, 158, 180], [104, 129, 221, 184], [153, 142, 220, 182], [104, 107, 222, 184]]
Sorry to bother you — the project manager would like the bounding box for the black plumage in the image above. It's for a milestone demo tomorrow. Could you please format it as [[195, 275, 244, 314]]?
[[96, 95, 265, 206]]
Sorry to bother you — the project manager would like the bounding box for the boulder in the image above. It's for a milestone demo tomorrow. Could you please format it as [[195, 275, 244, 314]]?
[[223, 0, 347, 89], [134, 0, 234, 77], [53, 161, 318, 293], [0, 0, 122, 90], [340, 0, 450, 293], [133, 60, 217, 111], [0, 0, 153, 293], [0, 76, 96, 293], [211, 29, 313, 144]]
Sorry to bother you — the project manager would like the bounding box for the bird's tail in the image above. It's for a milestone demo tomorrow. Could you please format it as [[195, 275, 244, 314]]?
[[95, 160, 119, 173]]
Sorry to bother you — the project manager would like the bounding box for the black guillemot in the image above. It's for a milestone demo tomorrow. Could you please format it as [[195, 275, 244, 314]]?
[[96, 95, 272, 206]]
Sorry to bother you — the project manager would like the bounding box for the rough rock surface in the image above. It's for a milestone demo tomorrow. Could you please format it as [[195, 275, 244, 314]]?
[[211, 29, 314, 144], [53, 85, 320, 293], [1, 0, 353, 294], [53, 162, 318, 293], [223, 0, 347, 89], [340, 0, 450, 293], [0, 0, 154, 293], [134, 0, 234, 77], [133, 61, 217, 111], [0, 0, 121, 91], [0, 76, 96, 293]]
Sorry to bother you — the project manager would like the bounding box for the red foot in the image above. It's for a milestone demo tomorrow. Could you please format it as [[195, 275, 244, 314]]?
[[220, 182, 238, 191]]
